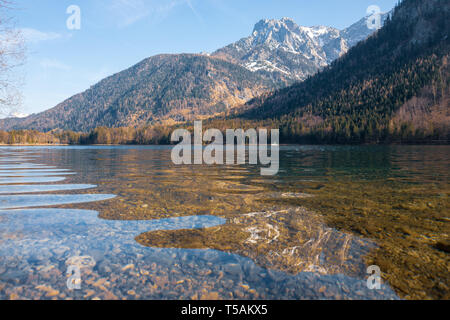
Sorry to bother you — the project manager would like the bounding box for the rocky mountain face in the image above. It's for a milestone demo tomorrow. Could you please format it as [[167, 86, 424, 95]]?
[[239, 0, 449, 143], [0, 11, 391, 132], [212, 14, 389, 82], [0, 54, 274, 132]]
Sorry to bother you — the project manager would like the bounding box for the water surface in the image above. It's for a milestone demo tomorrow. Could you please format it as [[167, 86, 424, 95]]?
[[0, 146, 448, 300]]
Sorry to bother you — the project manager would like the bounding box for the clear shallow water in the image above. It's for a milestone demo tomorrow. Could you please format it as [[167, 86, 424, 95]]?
[[0, 164, 58, 169], [0, 194, 117, 209], [0, 208, 389, 300], [0, 146, 448, 300], [0, 177, 67, 184], [0, 172, 75, 177], [0, 158, 36, 162], [0, 184, 96, 194], [0, 169, 71, 172]]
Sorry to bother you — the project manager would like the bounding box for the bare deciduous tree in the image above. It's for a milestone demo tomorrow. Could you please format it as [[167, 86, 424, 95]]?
[[0, 0, 24, 117]]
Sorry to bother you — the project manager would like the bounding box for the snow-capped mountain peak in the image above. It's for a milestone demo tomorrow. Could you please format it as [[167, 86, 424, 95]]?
[[213, 13, 390, 82]]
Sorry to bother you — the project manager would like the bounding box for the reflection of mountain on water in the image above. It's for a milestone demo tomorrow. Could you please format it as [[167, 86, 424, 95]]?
[[138, 207, 373, 278], [0, 147, 402, 300], [238, 207, 371, 277]]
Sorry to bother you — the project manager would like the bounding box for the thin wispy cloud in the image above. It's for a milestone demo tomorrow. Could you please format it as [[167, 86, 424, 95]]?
[[40, 59, 71, 71], [109, 0, 151, 27], [20, 28, 61, 43], [208, 0, 250, 26], [108, 0, 197, 28], [186, 0, 203, 23]]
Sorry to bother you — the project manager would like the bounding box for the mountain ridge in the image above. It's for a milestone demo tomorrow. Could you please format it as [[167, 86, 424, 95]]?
[[212, 13, 389, 81], [0, 12, 391, 132], [234, 0, 449, 144], [0, 54, 275, 132]]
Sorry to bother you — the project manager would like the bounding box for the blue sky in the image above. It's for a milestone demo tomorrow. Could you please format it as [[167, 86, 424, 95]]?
[[13, 0, 399, 115]]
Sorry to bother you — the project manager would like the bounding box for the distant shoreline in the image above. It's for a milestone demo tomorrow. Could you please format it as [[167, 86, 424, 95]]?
[[1, 142, 449, 147], [0, 144, 70, 146]]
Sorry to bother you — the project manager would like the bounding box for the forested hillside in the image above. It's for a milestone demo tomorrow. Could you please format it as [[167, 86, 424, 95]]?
[[0, 54, 275, 132], [237, 0, 449, 144], [1, 0, 448, 145], [0, 12, 388, 134]]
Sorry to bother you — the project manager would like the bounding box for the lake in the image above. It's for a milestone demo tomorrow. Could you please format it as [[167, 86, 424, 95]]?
[[0, 145, 448, 300]]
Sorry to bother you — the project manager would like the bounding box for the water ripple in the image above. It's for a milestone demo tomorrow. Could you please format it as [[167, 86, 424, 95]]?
[[0, 194, 117, 209], [0, 184, 97, 194]]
